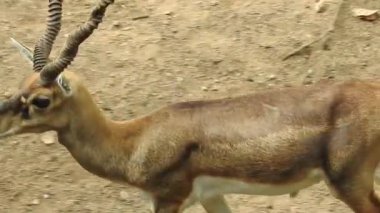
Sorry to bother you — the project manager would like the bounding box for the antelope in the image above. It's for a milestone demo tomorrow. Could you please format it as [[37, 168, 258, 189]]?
[[1, 0, 380, 212]]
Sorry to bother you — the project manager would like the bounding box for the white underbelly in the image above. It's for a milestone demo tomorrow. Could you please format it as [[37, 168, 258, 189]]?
[[189, 169, 324, 201]]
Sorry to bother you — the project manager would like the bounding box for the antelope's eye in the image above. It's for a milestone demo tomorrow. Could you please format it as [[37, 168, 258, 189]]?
[[31, 97, 51, 109]]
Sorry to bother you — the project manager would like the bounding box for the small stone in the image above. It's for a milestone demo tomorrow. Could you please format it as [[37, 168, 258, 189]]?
[[201, 86, 208, 91], [164, 11, 173, 16], [268, 74, 276, 80], [102, 105, 112, 112], [40, 132, 56, 145], [43, 194, 50, 199], [3, 91, 12, 98], [212, 59, 223, 65], [119, 190, 129, 201], [210, 0, 219, 6], [29, 199, 40, 206], [266, 204, 274, 209], [47, 155, 58, 162], [305, 69, 314, 79], [246, 78, 254, 82], [84, 204, 97, 211], [315, 0, 329, 13], [210, 86, 219, 91], [303, 79, 313, 85], [352, 8, 379, 21], [111, 21, 121, 29], [114, 62, 125, 68]]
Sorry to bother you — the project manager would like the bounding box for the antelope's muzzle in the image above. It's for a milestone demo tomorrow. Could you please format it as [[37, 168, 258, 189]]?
[[0, 98, 21, 137]]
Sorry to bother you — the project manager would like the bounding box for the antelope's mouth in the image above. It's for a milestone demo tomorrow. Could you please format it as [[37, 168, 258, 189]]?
[[0, 98, 22, 139], [0, 113, 15, 139]]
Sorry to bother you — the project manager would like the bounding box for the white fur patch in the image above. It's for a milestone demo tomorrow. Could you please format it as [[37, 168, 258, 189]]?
[[56, 74, 72, 96], [184, 169, 324, 207]]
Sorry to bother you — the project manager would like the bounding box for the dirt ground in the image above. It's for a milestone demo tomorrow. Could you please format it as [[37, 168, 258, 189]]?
[[0, 0, 380, 212]]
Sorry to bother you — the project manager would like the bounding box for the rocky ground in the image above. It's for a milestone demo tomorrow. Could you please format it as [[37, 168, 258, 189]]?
[[0, 0, 379, 212]]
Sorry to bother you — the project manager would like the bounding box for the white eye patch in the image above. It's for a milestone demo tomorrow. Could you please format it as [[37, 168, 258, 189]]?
[[56, 74, 72, 96]]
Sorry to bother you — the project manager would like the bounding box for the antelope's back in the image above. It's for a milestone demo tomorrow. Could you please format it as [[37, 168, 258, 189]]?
[[161, 79, 380, 183]]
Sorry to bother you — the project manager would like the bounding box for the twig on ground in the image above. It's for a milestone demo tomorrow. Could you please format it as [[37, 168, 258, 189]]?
[[282, 0, 347, 61]]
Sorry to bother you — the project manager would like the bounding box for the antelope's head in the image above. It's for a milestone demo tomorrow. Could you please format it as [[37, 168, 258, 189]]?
[[0, 0, 114, 139]]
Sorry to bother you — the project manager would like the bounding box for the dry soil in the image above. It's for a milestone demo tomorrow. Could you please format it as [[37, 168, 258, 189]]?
[[0, 0, 380, 212]]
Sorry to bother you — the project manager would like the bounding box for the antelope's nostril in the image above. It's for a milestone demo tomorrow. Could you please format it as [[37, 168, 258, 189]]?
[[21, 107, 30, 119]]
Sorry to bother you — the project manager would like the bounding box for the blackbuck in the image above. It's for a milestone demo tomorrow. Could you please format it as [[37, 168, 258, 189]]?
[[1, 0, 380, 212]]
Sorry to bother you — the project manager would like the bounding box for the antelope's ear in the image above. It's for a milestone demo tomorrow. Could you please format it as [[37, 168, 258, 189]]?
[[10, 37, 33, 65]]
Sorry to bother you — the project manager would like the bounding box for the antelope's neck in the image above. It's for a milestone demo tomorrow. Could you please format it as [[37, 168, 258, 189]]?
[[57, 90, 147, 183]]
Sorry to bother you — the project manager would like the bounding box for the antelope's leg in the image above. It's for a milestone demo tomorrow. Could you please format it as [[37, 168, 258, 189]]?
[[324, 118, 380, 212], [200, 195, 232, 213], [329, 178, 380, 213], [326, 157, 380, 213]]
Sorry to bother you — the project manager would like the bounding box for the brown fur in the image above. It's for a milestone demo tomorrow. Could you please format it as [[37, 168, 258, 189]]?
[[1, 72, 380, 212]]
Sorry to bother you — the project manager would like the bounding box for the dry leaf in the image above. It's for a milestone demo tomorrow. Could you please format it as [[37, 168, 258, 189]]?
[[352, 8, 379, 21]]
